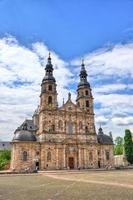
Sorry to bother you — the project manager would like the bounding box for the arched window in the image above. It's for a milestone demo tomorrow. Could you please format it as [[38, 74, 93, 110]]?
[[85, 126, 88, 132], [86, 100, 89, 107], [58, 120, 63, 130], [22, 151, 28, 161], [89, 152, 93, 161], [79, 121, 82, 130], [48, 85, 52, 91], [67, 121, 73, 134], [85, 90, 89, 96], [48, 96, 52, 104], [47, 151, 51, 161]]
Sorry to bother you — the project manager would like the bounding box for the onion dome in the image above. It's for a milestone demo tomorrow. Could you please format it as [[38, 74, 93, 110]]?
[[78, 59, 90, 89], [42, 52, 56, 83]]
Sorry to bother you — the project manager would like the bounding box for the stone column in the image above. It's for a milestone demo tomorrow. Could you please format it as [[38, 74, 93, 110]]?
[[63, 147, 66, 168], [56, 148, 58, 169], [78, 148, 81, 168], [84, 148, 87, 168]]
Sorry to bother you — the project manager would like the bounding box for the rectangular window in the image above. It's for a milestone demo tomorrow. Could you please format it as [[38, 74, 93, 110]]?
[[105, 151, 110, 160]]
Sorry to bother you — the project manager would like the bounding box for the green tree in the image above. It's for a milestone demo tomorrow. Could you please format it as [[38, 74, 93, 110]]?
[[124, 129, 133, 164], [114, 136, 123, 155], [0, 150, 11, 170], [115, 136, 123, 145]]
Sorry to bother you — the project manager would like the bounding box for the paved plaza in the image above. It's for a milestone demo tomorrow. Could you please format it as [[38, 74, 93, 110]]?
[[0, 169, 133, 200]]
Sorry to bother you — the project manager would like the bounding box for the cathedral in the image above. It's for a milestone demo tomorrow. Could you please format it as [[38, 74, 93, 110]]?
[[10, 53, 114, 171]]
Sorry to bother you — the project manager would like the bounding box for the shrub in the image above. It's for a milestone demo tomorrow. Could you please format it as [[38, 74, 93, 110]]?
[[0, 150, 11, 170]]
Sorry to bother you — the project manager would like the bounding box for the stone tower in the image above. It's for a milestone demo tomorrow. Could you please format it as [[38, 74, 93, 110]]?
[[40, 53, 57, 110], [76, 60, 95, 134], [39, 53, 58, 134], [76, 60, 94, 114]]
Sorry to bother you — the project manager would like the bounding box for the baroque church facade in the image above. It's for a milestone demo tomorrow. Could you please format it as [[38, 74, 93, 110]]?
[[11, 54, 114, 171]]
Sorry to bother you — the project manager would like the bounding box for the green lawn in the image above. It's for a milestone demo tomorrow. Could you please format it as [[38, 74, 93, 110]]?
[[0, 170, 133, 200]]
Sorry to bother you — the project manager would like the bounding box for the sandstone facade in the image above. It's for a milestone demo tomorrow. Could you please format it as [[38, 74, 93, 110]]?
[[11, 54, 114, 171]]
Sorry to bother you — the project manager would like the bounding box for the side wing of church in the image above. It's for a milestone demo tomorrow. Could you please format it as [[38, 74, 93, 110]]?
[[10, 54, 114, 171]]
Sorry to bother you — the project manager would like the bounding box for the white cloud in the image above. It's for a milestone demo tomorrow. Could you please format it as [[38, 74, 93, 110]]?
[[72, 43, 133, 80], [112, 116, 133, 126], [94, 84, 127, 93], [72, 43, 133, 137], [0, 36, 133, 140], [88, 43, 133, 78], [32, 42, 75, 102], [95, 115, 109, 124], [0, 36, 73, 140]]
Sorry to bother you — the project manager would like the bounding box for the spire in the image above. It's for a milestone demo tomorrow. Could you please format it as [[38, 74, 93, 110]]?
[[68, 92, 71, 101], [63, 98, 64, 105], [78, 59, 90, 88], [45, 52, 53, 71], [49, 51, 51, 57], [81, 59, 85, 70], [48, 52, 51, 64], [42, 52, 55, 83], [98, 125, 104, 135]]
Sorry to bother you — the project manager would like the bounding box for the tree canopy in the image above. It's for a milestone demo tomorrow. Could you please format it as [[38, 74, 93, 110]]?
[[124, 129, 133, 164], [114, 136, 123, 155]]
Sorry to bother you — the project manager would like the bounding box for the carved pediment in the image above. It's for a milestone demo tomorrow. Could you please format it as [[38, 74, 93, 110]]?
[[59, 92, 83, 112], [59, 99, 82, 112]]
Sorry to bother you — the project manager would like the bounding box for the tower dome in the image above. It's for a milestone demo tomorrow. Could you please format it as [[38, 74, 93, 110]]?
[[97, 127, 113, 145], [13, 123, 37, 142]]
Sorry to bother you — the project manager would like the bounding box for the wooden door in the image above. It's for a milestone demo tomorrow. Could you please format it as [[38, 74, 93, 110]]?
[[69, 157, 74, 169]]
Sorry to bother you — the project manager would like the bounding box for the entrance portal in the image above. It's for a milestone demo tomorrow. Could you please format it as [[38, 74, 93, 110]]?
[[35, 161, 40, 170], [98, 160, 101, 168], [68, 157, 74, 169]]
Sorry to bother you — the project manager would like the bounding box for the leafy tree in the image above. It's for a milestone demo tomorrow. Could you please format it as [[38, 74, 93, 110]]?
[[115, 136, 123, 145], [114, 136, 123, 155], [0, 150, 11, 170], [124, 129, 133, 164]]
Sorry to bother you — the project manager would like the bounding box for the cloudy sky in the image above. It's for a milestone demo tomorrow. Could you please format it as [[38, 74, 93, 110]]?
[[0, 0, 133, 140]]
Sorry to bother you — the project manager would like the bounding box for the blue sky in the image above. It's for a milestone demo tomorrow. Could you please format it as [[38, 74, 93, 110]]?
[[0, 0, 133, 140], [0, 0, 133, 59]]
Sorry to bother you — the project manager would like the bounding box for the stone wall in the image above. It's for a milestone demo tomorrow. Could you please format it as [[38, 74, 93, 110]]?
[[11, 141, 114, 171], [97, 144, 114, 168], [114, 155, 128, 167], [10, 142, 40, 171]]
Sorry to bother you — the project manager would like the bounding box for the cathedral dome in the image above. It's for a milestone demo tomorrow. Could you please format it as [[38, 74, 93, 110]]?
[[13, 130, 37, 142], [97, 134, 113, 145], [13, 123, 37, 142], [97, 127, 113, 145]]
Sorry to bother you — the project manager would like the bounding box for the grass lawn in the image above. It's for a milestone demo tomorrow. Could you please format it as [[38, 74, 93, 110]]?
[[0, 170, 133, 200]]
